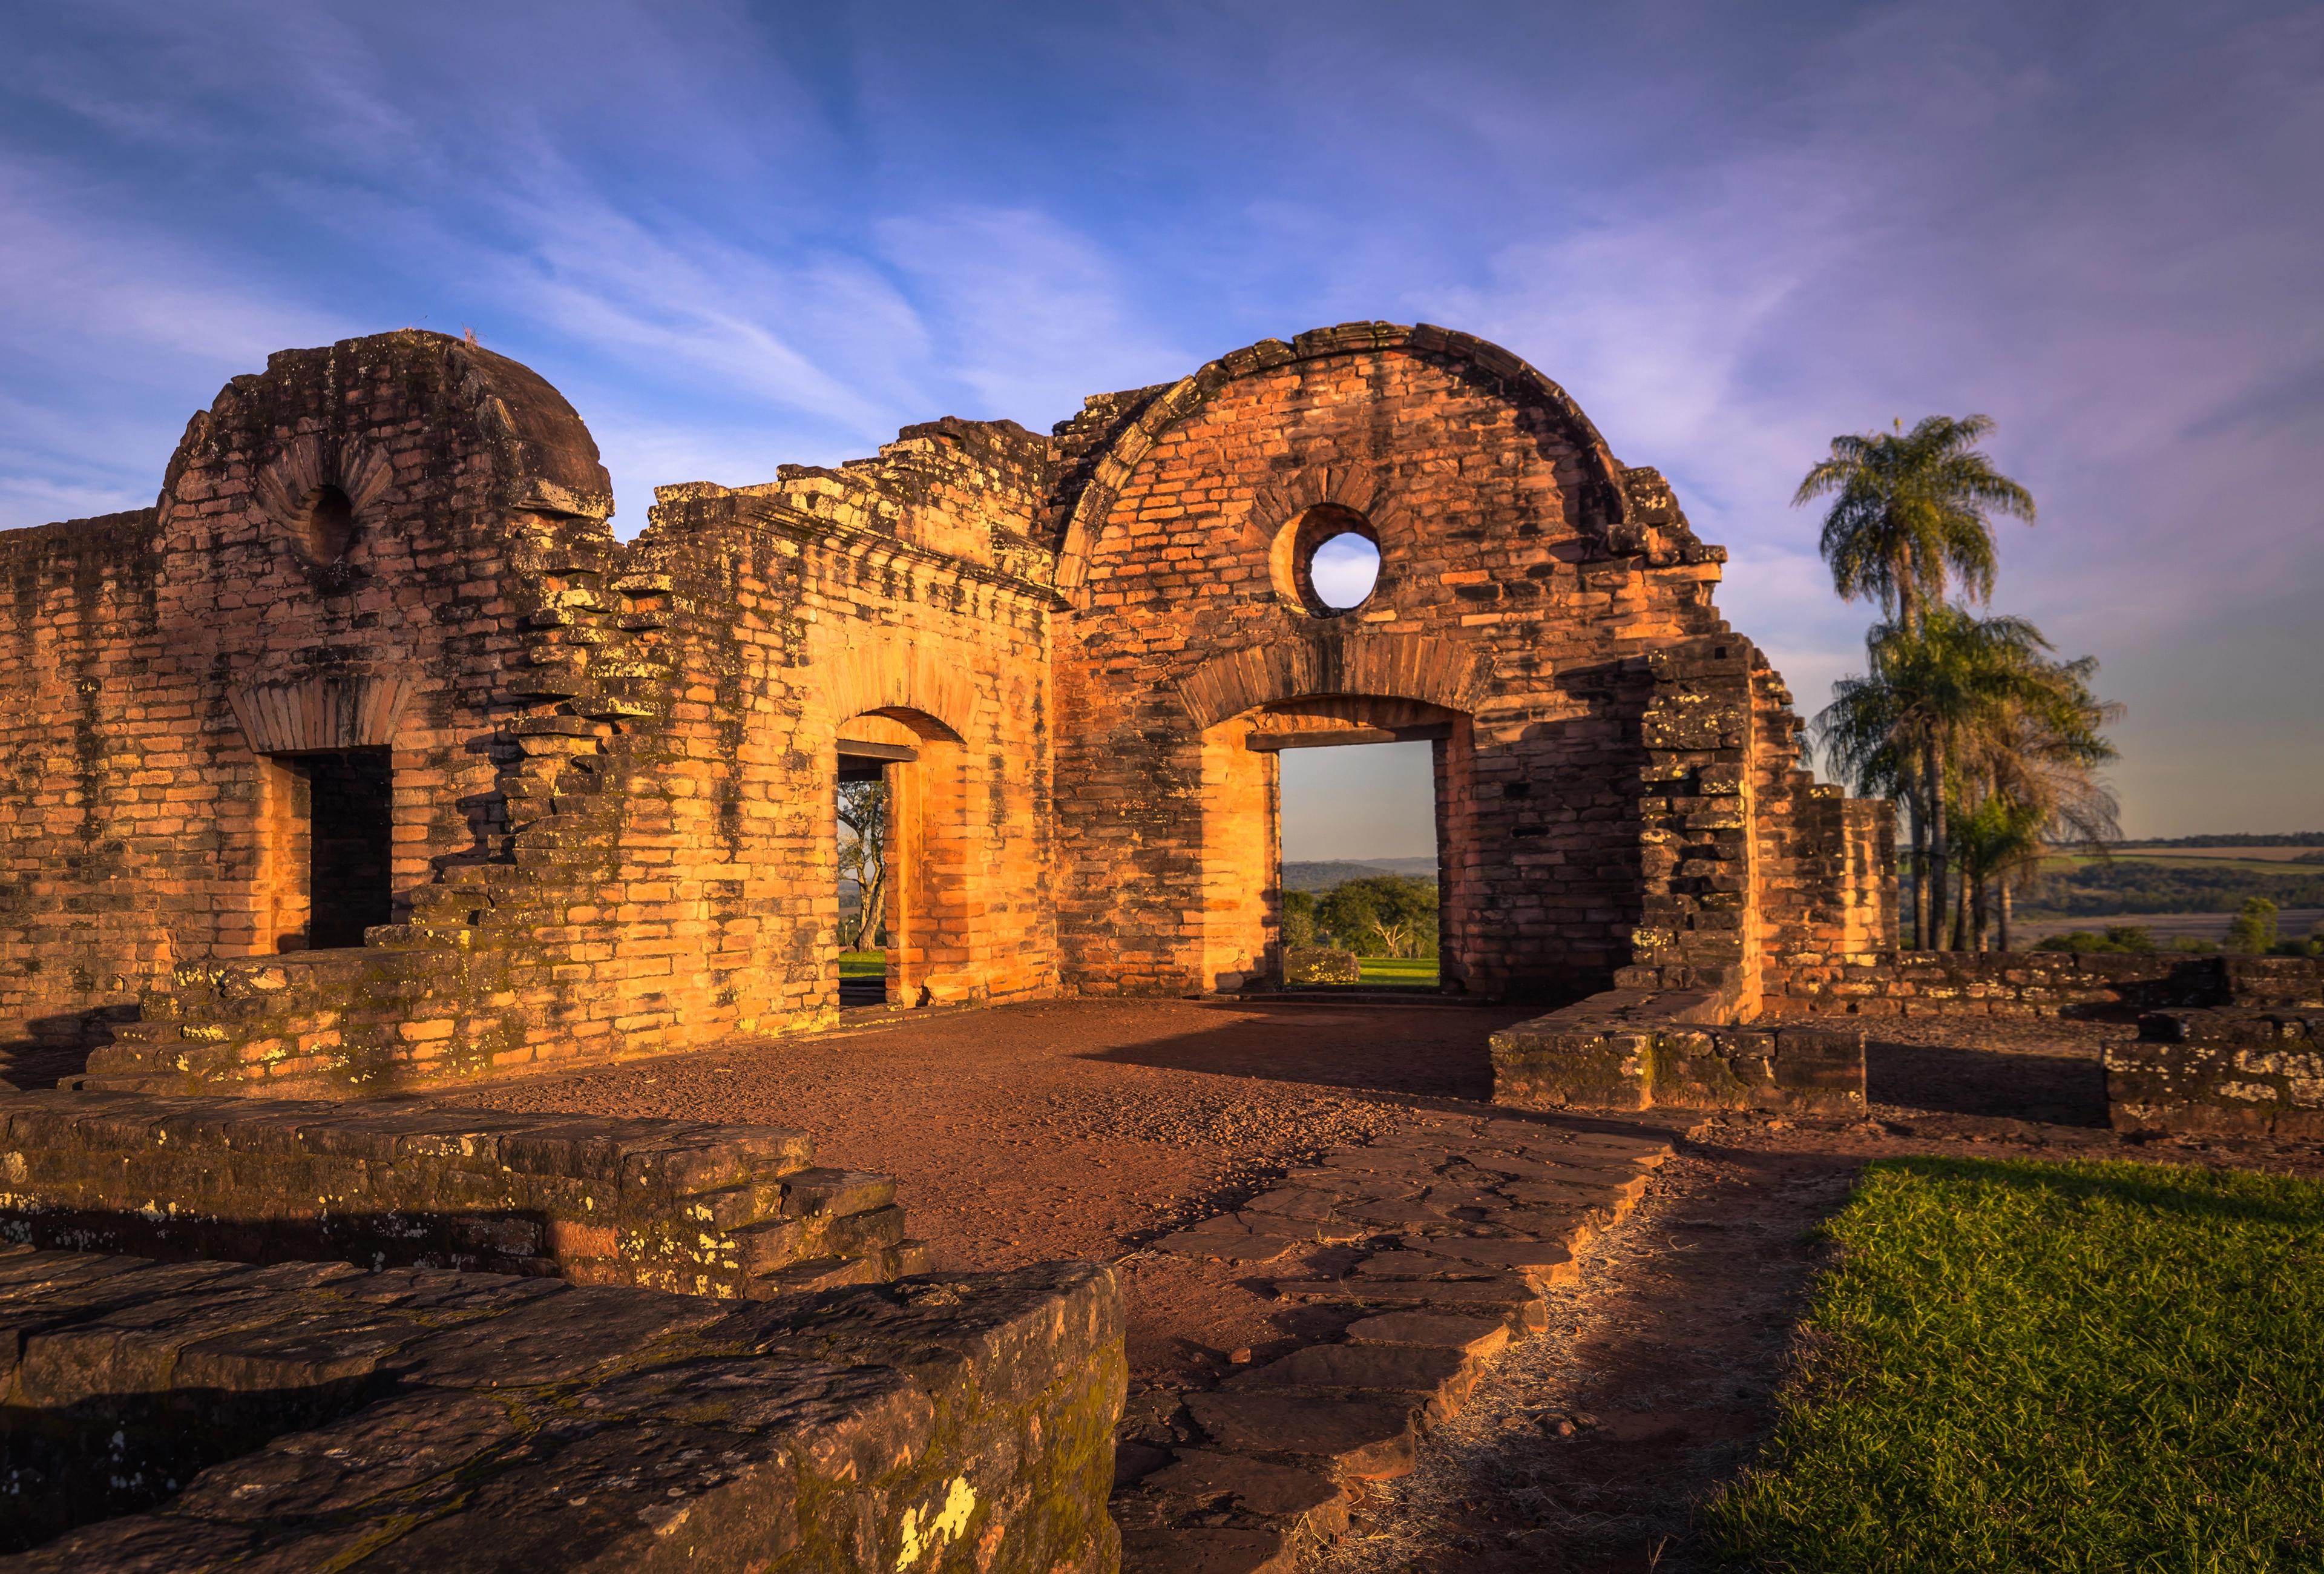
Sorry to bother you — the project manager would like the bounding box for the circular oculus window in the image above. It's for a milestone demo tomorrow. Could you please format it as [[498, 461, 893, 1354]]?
[[1273, 503, 1382, 617]]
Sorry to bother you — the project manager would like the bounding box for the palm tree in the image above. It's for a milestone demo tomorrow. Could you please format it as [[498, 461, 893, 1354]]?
[[1952, 795, 2049, 951], [1796, 414, 2036, 944], [1955, 659, 2122, 949], [1812, 608, 2076, 949]]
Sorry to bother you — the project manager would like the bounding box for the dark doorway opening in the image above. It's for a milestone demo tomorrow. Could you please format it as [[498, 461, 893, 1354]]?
[[297, 747, 393, 948]]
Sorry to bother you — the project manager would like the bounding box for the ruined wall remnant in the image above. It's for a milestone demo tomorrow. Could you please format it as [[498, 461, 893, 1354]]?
[[0, 323, 1899, 1095], [2108, 1006, 2324, 1139], [0, 1088, 924, 1296], [0, 1245, 1123, 1570]]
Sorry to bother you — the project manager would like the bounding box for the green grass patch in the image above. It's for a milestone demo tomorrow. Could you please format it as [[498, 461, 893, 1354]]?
[[1710, 1157, 2324, 1572], [837, 950, 885, 979], [1356, 956, 1438, 984]]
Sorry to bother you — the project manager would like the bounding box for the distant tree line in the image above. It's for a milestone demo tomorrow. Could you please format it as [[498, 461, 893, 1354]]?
[[2115, 833, 2324, 848], [2008, 862, 2324, 919], [2037, 898, 2323, 957], [1281, 874, 1438, 958]]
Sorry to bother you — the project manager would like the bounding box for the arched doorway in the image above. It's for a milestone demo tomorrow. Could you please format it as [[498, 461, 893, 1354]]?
[[833, 706, 972, 1009]]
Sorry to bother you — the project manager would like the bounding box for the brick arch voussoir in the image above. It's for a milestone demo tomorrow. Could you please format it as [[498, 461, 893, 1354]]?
[[816, 639, 972, 745], [1055, 321, 1635, 600], [1175, 633, 1488, 732]]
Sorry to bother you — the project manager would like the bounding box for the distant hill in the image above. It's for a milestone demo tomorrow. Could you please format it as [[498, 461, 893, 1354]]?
[[1351, 855, 1440, 876], [1282, 857, 1437, 891], [2014, 862, 2324, 918], [1282, 860, 1397, 891]]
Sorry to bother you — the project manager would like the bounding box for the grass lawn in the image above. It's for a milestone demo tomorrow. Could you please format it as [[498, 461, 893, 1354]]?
[[837, 949, 885, 978], [1709, 1157, 2324, 1571], [1356, 956, 1439, 985]]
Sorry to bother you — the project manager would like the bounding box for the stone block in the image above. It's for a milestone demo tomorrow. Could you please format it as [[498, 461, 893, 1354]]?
[[1281, 948, 1359, 986], [0, 1251, 1123, 1571], [0, 1092, 908, 1299]]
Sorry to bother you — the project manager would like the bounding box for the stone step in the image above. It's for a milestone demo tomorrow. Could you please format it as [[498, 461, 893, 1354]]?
[[780, 1168, 898, 1219], [1219, 1342, 1481, 1418], [1342, 1311, 1511, 1360], [1380, 1236, 1577, 1286], [727, 1217, 809, 1275], [1138, 1449, 1350, 1536], [1272, 1274, 1548, 1331], [1502, 1168, 1652, 1206], [686, 1183, 782, 1231], [821, 1203, 908, 1258], [1182, 1391, 1423, 1481], [753, 1252, 890, 1296]]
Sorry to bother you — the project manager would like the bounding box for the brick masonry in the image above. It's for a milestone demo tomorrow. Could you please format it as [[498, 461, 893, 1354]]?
[[0, 323, 1896, 1095], [1492, 949, 2324, 1119], [0, 1088, 925, 1298], [0, 1246, 1122, 1571]]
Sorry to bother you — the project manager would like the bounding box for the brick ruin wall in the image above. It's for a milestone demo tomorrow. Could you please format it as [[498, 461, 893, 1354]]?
[[0, 1088, 923, 1297], [0, 1246, 1122, 1571], [2109, 1006, 2324, 1141], [1045, 324, 1891, 1007], [0, 323, 1899, 1096]]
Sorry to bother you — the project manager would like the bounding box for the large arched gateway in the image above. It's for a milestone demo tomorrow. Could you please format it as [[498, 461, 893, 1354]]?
[[0, 323, 1892, 1096]]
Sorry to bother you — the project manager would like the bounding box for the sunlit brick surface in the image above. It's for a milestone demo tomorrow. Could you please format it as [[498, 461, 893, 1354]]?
[[0, 323, 1898, 1095]]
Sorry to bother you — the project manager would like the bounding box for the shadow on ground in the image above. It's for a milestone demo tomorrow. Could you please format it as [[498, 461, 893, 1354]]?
[[1078, 1002, 1523, 1102], [1867, 1038, 2109, 1127]]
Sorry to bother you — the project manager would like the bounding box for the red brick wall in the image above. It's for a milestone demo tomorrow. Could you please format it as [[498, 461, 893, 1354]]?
[[2, 322, 1900, 1093], [1048, 324, 1741, 1002]]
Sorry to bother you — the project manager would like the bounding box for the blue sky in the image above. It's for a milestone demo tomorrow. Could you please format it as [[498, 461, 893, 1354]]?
[[5, 1, 2319, 841]]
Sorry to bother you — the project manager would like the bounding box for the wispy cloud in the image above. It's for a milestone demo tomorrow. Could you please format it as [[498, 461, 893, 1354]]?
[[0, 0, 2316, 834]]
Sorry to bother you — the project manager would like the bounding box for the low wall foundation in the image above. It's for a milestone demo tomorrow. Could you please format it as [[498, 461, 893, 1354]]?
[[2107, 1009, 2324, 1141], [0, 1090, 925, 1298], [1492, 954, 2324, 1121], [0, 1246, 1123, 1571], [1489, 991, 1866, 1118]]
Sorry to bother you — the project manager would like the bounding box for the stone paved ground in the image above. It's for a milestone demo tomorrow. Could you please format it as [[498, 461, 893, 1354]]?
[[434, 999, 2324, 1573], [437, 997, 1540, 1385]]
